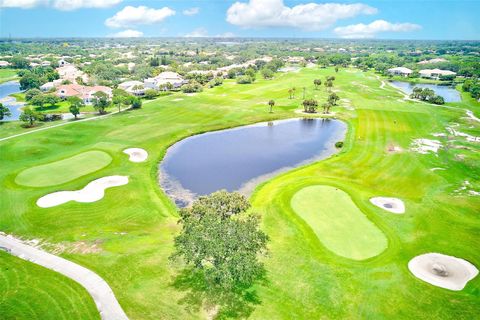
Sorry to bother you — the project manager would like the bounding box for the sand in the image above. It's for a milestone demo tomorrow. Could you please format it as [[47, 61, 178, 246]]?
[[446, 125, 480, 143], [408, 253, 478, 291], [123, 148, 148, 162], [411, 139, 442, 154], [370, 197, 405, 214], [37, 176, 128, 208]]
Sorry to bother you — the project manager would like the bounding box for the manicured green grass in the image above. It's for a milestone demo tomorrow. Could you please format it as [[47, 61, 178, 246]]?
[[0, 251, 99, 320], [0, 67, 478, 319], [15, 150, 112, 187], [291, 185, 387, 260], [0, 68, 18, 84]]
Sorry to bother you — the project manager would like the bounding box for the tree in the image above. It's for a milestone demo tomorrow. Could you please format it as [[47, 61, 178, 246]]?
[[261, 68, 274, 79], [25, 88, 42, 101], [325, 79, 333, 91], [131, 97, 142, 109], [112, 94, 125, 112], [314, 79, 322, 89], [67, 96, 85, 119], [43, 94, 60, 106], [171, 191, 268, 290], [268, 99, 275, 113], [19, 107, 42, 127], [328, 92, 340, 106], [29, 94, 47, 108], [322, 102, 333, 114], [302, 99, 318, 113], [236, 75, 253, 84], [19, 73, 41, 91], [92, 91, 110, 114], [0, 103, 12, 120], [335, 66, 339, 73], [144, 89, 159, 99]]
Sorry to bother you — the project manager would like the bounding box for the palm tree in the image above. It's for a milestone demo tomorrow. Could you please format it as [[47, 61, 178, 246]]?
[[292, 87, 296, 99], [288, 88, 293, 99], [328, 92, 340, 106], [268, 100, 275, 113]]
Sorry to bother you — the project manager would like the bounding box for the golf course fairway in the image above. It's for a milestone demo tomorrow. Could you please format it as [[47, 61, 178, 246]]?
[[291, 185, 387, 260], [1, 67, 478, 319], [15, 150, 112, 187]]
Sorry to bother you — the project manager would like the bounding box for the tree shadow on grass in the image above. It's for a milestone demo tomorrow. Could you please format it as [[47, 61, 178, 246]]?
[[172, 268, 266, 319], [34, 104, 60, 111]]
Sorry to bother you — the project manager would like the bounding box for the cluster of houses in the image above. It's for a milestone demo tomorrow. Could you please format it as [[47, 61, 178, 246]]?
[[387, 66, 456, 80]]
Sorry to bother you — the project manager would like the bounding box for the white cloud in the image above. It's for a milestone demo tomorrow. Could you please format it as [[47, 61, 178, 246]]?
[[0, 0, 46, 8], [226, 0, 377, 31], [105, 5, 175, 29], [184, 27, 208, 38], [334, 20, 421, 38], [183, 7, 199, 16], [0, 0, 122, 10], [111, 29, 143, 38]]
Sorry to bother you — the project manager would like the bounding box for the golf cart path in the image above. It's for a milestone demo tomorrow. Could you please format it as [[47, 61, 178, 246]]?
[[0, 234, 128, 320]]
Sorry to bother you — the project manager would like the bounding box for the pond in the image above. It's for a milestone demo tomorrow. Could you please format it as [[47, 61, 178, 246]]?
[[389, 81, 461, 102], [159, 118, 347, 206], [0, 81, 24, 121]]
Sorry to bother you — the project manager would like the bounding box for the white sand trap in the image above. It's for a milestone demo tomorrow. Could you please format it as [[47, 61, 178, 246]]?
[[123, 148, 148, 162], [411, 139, 442, 154], [408, 253, 478, 291], [37, 176, 128, 208], [370, 197, 405, 214]]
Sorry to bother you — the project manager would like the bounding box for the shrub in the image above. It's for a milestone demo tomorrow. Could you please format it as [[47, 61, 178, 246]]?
[[335, 141, 344, 148]]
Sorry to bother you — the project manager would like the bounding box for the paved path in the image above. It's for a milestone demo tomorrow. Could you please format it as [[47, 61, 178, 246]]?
[[0, 234, 128, 320]]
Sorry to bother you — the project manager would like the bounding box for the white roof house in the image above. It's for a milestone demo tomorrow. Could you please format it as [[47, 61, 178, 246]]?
[[144, 72, 187, 90], [387, 67, 413, 76], [419, 69, 456, 79], [0, 60, 10, 67], [418, 58, 447, 65], [56, 65, 89, 83], [40, 79, 63, 91], [118, 80, 145, 96]]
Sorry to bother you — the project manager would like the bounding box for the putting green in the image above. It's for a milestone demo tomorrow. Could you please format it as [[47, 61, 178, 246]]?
[[15, 150, 112, 187], [291, 185, 387, 260]]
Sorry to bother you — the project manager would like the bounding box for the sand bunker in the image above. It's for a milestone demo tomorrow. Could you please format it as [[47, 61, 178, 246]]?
[[370, 197, 405, 214], [37, 176, 128, 208], [123, 148, 148, 162], [411, 139, 442, 154], [408, 253, 478, 291]]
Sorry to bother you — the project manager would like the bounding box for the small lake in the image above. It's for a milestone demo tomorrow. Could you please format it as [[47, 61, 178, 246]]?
[[0, 81, 24, 121], [389, 81, 461, 102], [160, 118, 347, 206]]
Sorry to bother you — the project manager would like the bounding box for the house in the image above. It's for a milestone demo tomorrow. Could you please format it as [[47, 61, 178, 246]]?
[[0, 61, 10, 67], [40, 79, 63, 92], [118, 80, 145, 96], [387, 67, 413, 77], [144, 72, 187, 90], [56, 65, 88, 83], [56, 84, 112, 104], [419, 69, 456, 80], [418, 58, 447, 65], [58, 58, 70, 66], [41, 61, 51, 67]]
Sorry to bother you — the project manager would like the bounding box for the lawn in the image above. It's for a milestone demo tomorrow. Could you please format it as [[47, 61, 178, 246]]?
[[290, 185, 388, 260], [15, 150, 112, 187], [0, 67, 479, 319], [0, 68, 19, 84]]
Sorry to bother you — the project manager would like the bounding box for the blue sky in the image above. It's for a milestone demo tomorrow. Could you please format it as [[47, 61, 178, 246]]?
[[0, 0, 479, 39]]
